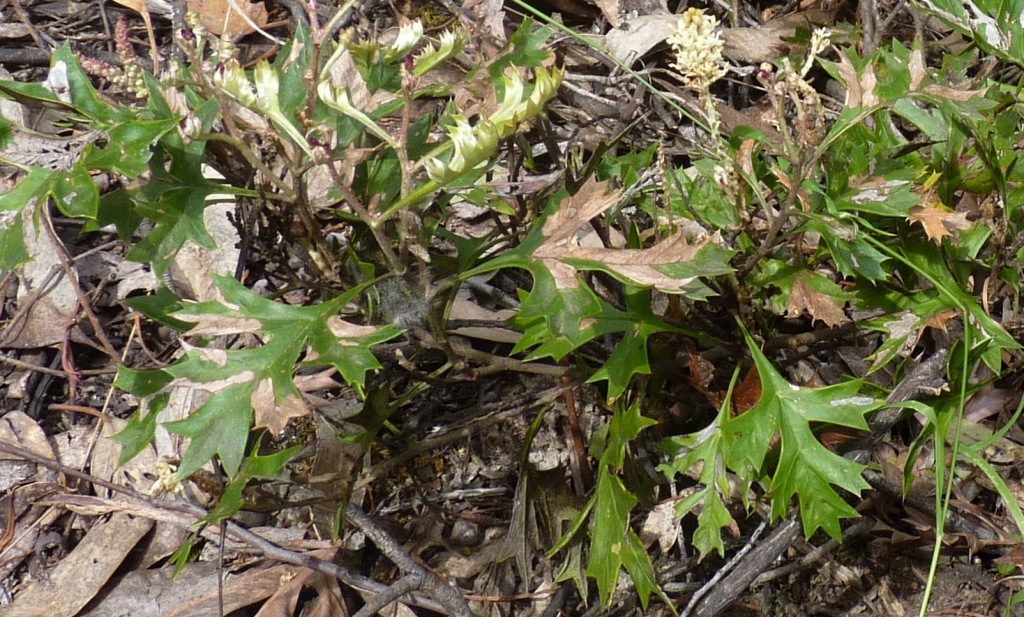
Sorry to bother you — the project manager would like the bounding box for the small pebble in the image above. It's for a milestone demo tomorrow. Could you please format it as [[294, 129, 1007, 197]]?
[[449, 519, 481, 547]]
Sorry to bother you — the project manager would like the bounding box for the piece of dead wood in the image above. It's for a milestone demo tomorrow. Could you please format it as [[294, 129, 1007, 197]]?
[[78, 561, 300, 617], [1, 511, 153, 617], [0, 438, 470, 616]]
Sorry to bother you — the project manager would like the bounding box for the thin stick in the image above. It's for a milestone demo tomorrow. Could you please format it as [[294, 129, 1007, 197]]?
[[0, 439, 463, 615]]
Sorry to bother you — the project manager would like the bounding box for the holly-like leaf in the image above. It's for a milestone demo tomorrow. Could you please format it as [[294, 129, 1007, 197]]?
[[165, 380, 254, 478], [725, 332, 878, 539], [534, 177, 734, 295], [512, 263, 603, 360], [115, 276, 401, 478], [909, 202, 971, 243], [586, 400, 660, 607], [660, 405, 736, 557]]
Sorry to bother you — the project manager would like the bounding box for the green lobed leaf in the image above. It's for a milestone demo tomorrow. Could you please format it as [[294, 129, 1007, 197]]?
[[660, 398, 735, 557], [164, 381, 253, 477], [915, 0, 1024, 61], [587, 288, 680, 400], [118, 276, 402, 478], [621, 529, 662, 610], [114, 366, 176, 397], [85, 118, 179, 178], [52, 45, 127, 125], [583, 401, 661, 607], [512, 264, 602, 359], [0, 118, 11, 149], [673, 161, 740, 230], [586, 468, 636, 607], [811, 221, 889, 281], [113, 392, 167, 465], [0, 211, 28, 270], [491, 18, 553, 74], [724, 332, 878, 539], [274, 24, 314, 116], [88, 189, 144, 239], [0, 80, 74, 112], [125, 147, 235, 276], [588, 325, 652, 402], [601, 399, 658, 470], [204, 443, 302, 523]]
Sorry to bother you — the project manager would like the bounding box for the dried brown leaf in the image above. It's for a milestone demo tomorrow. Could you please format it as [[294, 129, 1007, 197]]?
[[908, 47, 927, 91], [604, 15, 678, 64], [462, 0, 506, 41], [785, 273, 849, 327], [909, 203, 971, 243], [922, 309, 959, 333], [562, 233, 709, 292], [251, 378, 310, 435], [186, 0, 268, 37], [540, 177, 620, 244], [732, 365, 762, 414], [640, 500, 680, 553], [835, 50, 880, 108], [535, 178, 719, 292], [922, 83, 988, 101], [722, 10, 833, 64]]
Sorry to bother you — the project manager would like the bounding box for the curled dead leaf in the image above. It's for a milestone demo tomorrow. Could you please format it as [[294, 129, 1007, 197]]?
[[785, 274, 849, 328], [722, 10, 833, 64]]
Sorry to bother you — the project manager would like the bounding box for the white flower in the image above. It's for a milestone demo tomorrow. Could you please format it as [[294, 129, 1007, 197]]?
[[801, 27, 832, 78], [667, 8, 728, 89]]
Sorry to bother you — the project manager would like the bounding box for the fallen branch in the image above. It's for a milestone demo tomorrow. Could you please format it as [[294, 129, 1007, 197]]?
[[0, 439, 472, 616]]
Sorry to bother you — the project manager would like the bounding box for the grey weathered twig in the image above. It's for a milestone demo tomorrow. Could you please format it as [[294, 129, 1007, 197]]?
[[345, 504, 474, 617], [0, 439, 465, 615]]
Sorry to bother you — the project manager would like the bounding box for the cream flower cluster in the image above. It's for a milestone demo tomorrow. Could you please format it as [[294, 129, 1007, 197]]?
[[667, 8, 728, 89]]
